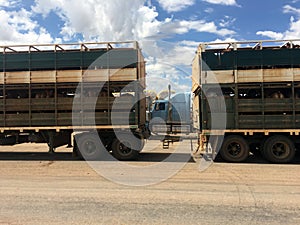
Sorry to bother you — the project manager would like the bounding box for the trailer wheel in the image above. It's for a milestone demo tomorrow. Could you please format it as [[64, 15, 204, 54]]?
[[112, 134, 142, 160], [263, 135, 295, 163], [220, 135, 249, 162], [0, 136, 16, 145], [76, 133, 103, 160]]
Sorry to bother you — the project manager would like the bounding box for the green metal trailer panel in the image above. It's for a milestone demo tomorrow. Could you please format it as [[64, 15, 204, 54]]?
[[1, 49, 138, 72], [55, 52, 83, 69], [202, 47, 300, 71], [0, 111, 137, 127], [0, 54, 3, 71], [0, 81, 142, 126], [200, 82, 300, 130]]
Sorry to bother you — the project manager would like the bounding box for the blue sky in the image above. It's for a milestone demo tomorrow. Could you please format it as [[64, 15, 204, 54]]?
[[0, 0, 300, 93]]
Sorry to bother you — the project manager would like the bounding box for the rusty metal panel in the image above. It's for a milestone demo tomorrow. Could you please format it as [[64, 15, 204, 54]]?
[[0, 114, 3, 126], [82, 69, 109, 82], [264, 115, 294, 128], [5, 113, 30, 126], [31, 113, 56, 126], [57, 112, 73, 126], [192, 54, 201, 93], [192, 94, 200, 130], [264, 98, 293, 112], [5, 71, 30, 84], [82, 68, 138, 82], [238, 115, 264, 129], [6, 99, 29, 111], [31, 71, 56, 83], [238, 99, 262, 112], [237, 69, 263, 83], [0, 72, 4, 84], [202, 70, 234, 84], [57, 70, 82, 83], [109, 68, 137, 81], [57, 98, 73, 111], [138, 92, 146, 125], [263, 68, 293, 82], [82, 112, 109, 125], [293, 68, 300, 81], [137, 50, 146, 88], [31, 98, 55, 111]]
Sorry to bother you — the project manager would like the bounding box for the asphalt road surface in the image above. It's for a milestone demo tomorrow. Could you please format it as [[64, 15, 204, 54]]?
[[0, 141, 300, 225]]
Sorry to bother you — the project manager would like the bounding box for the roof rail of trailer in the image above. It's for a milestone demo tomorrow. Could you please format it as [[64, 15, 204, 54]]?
[[0, 41, 139, 53], [198, 39, 300, 52]]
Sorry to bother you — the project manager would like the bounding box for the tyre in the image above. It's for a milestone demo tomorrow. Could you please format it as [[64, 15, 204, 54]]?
[[112, 134, 143, 160], [0, 136, 17, 145], [220, 135, 249, 162], [263, 135, 295, 163], [76, 133, 103, 160]]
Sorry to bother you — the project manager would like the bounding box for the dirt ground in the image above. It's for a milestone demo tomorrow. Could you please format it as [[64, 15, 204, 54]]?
[[0, 141, 300, 225]]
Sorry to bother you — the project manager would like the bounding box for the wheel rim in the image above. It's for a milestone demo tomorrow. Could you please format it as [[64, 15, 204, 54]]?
[[84, 140, 97, 155], [118, 141, 132, 156], [227, 142, 242, 157], [270, 142, 290, 159]]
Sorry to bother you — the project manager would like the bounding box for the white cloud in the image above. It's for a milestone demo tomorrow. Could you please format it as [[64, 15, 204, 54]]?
[[143, 40, 197, 93], [219, 15, 236, 28], [31, 0, 64, 18], [282, 5, 300, 39], [257, 5, 300, 40], [204, 8, 214, 13], [256, 31, 284, 40], [202, 0, 240, 6], [156, 0, 195, 13], [157, 19, 235, 38], [32, 0, 154, 41], [284, 17, 300, 39], [0, 8, 54, 45], [0, 0, 20, 8], [283, 5, 300, 15], [31, 0, 235, 42], [180, 20, 235, 36], [146, 62, 191, 94]]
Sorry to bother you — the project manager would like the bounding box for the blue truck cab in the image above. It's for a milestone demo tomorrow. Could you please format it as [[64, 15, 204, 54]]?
[[150, 92, 192, 134]]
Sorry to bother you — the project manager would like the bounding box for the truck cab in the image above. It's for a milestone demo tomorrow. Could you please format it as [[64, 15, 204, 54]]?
[[150, 92, 192, 134]]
